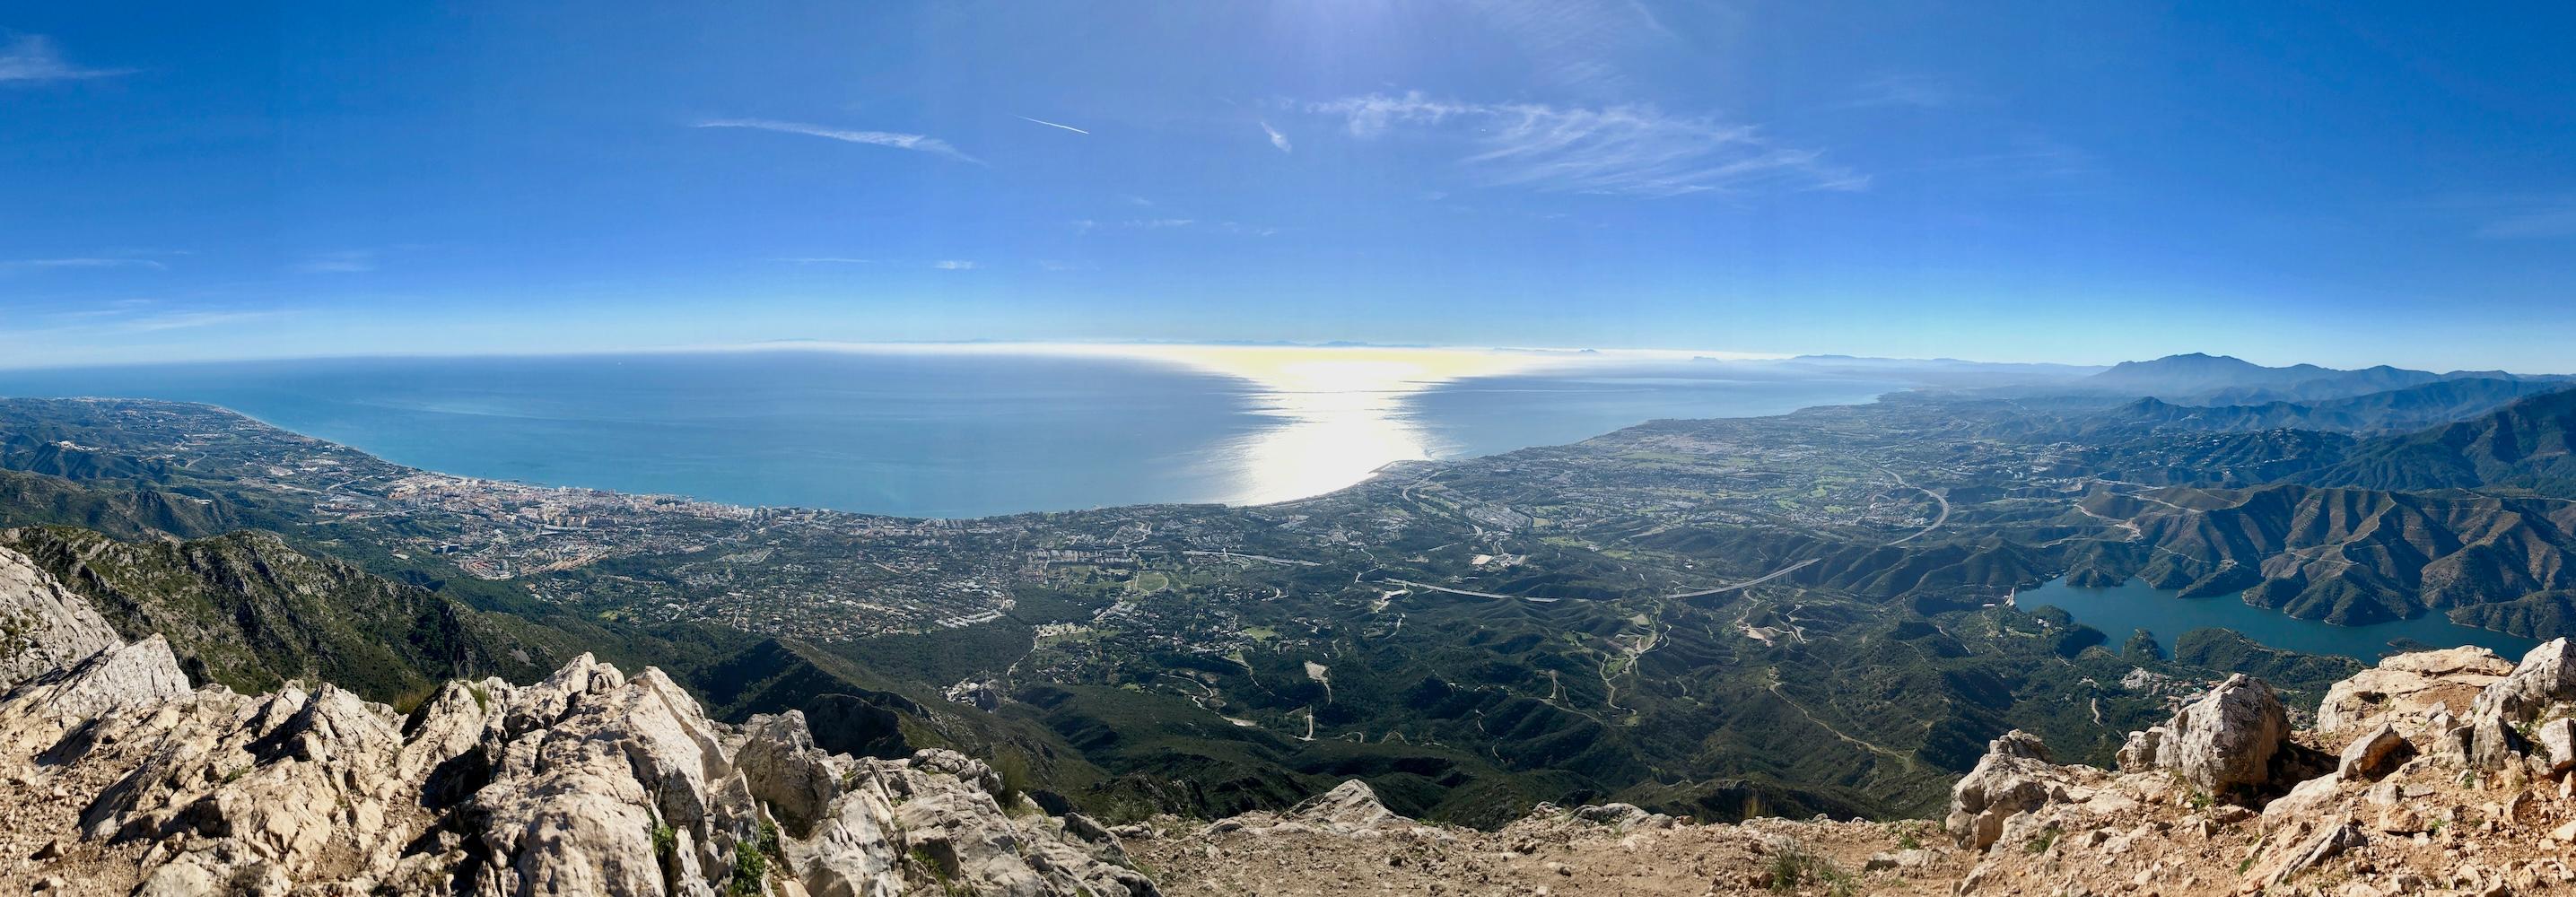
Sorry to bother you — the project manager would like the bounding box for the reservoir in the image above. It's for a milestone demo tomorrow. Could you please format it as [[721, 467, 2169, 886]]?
[[2021, 576, 2538, 663]]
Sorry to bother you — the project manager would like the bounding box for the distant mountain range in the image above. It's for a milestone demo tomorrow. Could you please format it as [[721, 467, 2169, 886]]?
[[2081, 378, 2573, 437], [2081, 353, 2570, 405], [2308, 386, 2576, 494]]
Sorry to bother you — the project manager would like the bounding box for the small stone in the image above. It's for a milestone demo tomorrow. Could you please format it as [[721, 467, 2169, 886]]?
[[2338, 723, 2414, 780]]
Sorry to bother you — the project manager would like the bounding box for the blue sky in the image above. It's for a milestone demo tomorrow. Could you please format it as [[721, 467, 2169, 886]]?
[[4, 2, 2573, 370]]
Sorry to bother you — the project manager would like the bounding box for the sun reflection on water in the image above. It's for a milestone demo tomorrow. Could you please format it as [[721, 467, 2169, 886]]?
[[745, 341, 1769, 508], [1108, 346, 1547, 504]]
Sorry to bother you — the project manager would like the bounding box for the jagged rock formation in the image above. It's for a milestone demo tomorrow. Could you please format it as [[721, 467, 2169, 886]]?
[[0, 560, 1153, 897], [0, 545, 119, 689], [1936, 638, 2576, 895], [1131, 640, 2576, 896]]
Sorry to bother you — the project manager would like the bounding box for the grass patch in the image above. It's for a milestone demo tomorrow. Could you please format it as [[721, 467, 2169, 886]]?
[[2022, 828, 2058, 855], [1767, 843, 1855, 897]]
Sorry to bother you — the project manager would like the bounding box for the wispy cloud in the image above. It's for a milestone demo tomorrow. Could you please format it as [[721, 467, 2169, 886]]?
[[931, 260, 976, 270], [294, 249, 377, 274], [1015, 115, 1089, 135], [1, 257, 166, 273], [1841, 74, 1962, 110], [1073, 219, 1274, 237], [1305, 91, 1864, 197], [694, 118, 982, 164], [14, 303, 282, 335], [0, 35, 132, 83], [118, 309, 282, 332], [1260, 120, 1293, 153], [2468, 196, 2576, 239]]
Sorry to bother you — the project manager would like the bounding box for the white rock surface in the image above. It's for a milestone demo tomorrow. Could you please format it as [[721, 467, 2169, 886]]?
[[0, 546, 121, 690], [0, 553, 1159, 897], [2116, 674, 2290, 797], [2316, 646, 2513, 736]]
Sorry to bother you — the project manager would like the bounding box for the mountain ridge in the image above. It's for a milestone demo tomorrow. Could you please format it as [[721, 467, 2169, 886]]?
[[2080, 353, 2569, 405]]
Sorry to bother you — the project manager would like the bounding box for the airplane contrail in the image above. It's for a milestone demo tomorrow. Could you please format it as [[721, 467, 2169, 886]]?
[[1015, 115, 1090, 135]]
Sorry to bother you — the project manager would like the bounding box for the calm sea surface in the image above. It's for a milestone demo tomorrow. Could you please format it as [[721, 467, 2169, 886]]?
[[2022, 576, 2537, 662], [0, 352, 1900, 518]]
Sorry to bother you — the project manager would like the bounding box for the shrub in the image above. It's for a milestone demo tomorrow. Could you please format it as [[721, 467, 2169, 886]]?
[[726, 839, 767, 897]]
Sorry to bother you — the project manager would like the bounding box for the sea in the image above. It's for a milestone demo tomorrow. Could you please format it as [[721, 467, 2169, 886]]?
[[0, 350, 1903, 518]]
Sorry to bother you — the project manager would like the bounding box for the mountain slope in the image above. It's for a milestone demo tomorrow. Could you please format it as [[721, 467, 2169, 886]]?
[[0, 524, 559, 704], [2307, 387, 2576, 496], [2068, 483, 2576, 631], [2071, 379, 2570, 437]]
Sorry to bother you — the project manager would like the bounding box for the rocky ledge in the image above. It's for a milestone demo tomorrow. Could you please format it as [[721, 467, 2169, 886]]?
[[0, 551, 1154, 897], [1122, 640, 2576, 896]]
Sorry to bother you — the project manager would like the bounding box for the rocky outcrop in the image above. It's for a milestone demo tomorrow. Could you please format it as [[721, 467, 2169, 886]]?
[[2316, 645, 2514, 735], [2115, 673, 2292, 797], [0, 546, 120, 690], [0, 560, 1154, 897], [1945, 731, 2087, 849], [1280, 779, 1401, 835], [2468, 638, 2576, 730]]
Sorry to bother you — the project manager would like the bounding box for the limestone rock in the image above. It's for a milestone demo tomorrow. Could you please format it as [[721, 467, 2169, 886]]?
[[2536, 717, 2576, 773], [2255, 819, 2369, 887], [738, 710, 845, 836], [2117, 674, 2290, 797], [0, 545, 121, 690], [2467, 638, 2576, 729], [2261, 774, 2348, 829], [1946, 730, 2067, 850], [1286, 779, 1400, 835], [2318, 647, 2513, 735], [791, 780, 904, 897], [0, 639, 1153, 897], [2337, 723, 2414, 780]]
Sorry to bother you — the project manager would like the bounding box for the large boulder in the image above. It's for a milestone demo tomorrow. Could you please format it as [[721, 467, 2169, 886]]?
[[2116, 674, 2291, 798], [737, 710, 846, 836], [1945, 731, 2063, 849], [2467, 638, 2576, 729]]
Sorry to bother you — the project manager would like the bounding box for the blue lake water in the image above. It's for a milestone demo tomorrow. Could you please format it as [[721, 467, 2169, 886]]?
[[2022, 577, 2537, 662], [0, 351, 1899, 518]]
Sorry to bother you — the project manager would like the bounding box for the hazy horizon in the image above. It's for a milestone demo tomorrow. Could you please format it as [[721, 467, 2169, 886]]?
[[1, 339, 2566, 380]]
